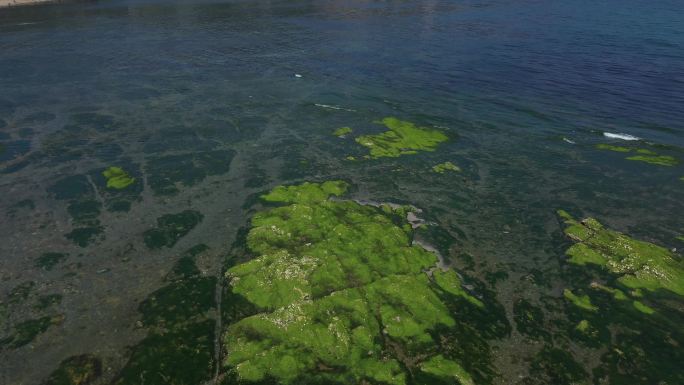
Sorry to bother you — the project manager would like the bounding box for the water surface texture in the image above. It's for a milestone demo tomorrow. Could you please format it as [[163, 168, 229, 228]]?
[[1, 1, 683, 384]]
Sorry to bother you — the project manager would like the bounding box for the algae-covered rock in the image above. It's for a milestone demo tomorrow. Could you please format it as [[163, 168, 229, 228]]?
[[224, 181, 479, 385], [102, 166, 135, 189], [43, 354, 101, 385], [355, 117, 448, 158], [558, 210, 684, 297], [419, 355, 474, 385], [595, 144, 631, 152], [563, 289, 598, 312], [432, 161, 461, 174], [626, 154, 678, 166], [333, 126, 353, 137], [595, 144, 679, 166]]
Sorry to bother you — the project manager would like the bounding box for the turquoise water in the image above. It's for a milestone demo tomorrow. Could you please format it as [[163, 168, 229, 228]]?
[[1, 1, 683, 384]]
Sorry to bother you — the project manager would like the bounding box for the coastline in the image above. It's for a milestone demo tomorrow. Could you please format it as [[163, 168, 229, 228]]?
[[0, 0, 60, 7]]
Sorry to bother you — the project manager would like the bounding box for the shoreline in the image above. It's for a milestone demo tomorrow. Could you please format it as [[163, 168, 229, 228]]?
[[0, 0, 61, 7]]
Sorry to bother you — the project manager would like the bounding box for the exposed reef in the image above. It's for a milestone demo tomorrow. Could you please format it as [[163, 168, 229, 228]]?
[[355, 117, 449, 158], [102, 166, 135, 189], [333, 126, 353, 137], [223, 181, 493, 385], [432, 161, 461, 174], [558, 210, 684, 297]]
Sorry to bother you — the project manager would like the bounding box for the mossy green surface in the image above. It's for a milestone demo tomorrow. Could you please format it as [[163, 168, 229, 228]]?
[[563, 289, 598, 312], [224, 181, 482, 385], [333, 126, 353, 137], [419, 355, 474, 385], [102, 166, 135, 189], [632, 300, 655, 314], [432, 161, 461, 174], [355, 117, 448, 158], [43, 354, 102, 385], [143, 210, 203, 249], [595, 144, 631, 152], [626, 154, 678, 166], [558, 210, 684, 296], [594, 144, 679, 166], [433, 269, 483, 308]]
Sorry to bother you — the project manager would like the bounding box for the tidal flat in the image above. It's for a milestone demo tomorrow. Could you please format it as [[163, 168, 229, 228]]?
[[1, 0, 684, 385]]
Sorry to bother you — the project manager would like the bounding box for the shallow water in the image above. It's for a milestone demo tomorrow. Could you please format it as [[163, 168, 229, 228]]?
[[1, 0, 683, 384]]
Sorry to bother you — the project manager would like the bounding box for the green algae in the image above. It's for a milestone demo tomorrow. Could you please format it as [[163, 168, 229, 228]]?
[[261, 180, 348, 204], [333, 126, 353, 137], [114, 245, 216, 385], [595, 144, 680, 166], [43, 354, 101, 385], [563, 289, 598, 312], [102, 166, 135, 189], [355, 117, 449, 158], [224, 181, 483, 385], [626, 154, 678, 166], [432, 161, 462, 174], [596, 144, 631, 152], [591, 283, 628, 301], [575, 319, 590, 332], [419, 355, 474, 385], [143, 210, 203, 249], [1, 316, 59, 348], [433, 269, 483, 308], [558, 211, 684, 296], [632, 300, 655, 314]]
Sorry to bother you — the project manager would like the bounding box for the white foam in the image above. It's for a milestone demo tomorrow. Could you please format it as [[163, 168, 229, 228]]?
[[603, 132, 640, 141], [314, 103, 356, 112]]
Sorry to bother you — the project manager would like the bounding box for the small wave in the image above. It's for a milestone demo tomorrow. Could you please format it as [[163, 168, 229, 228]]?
[[562, 137, 576, 144], [314, 103, 356, 112], [603, 132, 641, 141]]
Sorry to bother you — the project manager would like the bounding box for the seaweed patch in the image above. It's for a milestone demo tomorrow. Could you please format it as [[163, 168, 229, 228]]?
[[223, 181, 495, 385], [355, 117, 449, 158]]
